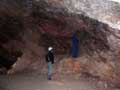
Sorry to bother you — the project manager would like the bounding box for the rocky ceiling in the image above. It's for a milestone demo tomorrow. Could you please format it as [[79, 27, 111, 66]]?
[[0, 0, 119, 53], [32, 0, 120, 29], [63, 0, 120, 29], [0, 0, 120, 28]]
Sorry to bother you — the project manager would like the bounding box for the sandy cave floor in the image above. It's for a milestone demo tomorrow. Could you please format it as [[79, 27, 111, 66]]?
[[0, 72, 113, 90]]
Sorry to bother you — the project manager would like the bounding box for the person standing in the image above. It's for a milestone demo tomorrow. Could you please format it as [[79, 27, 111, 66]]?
[[45, 47, 54, 80], [72, 33, 79, 58]]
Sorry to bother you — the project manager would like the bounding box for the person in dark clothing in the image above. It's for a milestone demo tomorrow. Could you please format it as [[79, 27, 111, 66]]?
[[45, 47, 54, 80], [72, 33, 79, 58]]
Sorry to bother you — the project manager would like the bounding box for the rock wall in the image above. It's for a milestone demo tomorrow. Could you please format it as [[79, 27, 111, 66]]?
[[0, 1, 119, 84]]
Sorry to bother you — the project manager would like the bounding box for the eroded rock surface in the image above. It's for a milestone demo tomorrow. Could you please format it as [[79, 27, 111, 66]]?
[[0, 0, 119, 89]]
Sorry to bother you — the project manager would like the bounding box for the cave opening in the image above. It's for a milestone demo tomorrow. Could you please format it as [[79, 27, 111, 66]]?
[[0, 14, 23, 73]]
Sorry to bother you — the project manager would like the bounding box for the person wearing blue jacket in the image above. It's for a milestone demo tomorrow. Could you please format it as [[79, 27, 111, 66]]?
[[72, 33, 79, 58]]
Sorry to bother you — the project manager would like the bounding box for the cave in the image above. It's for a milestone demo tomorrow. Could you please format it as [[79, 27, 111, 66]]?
[[0, 15, 23, 73], [0, 0, 120, 90], [0, 0, 110, 72]]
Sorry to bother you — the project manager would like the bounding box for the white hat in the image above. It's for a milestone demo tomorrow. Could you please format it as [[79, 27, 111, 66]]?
[[48, 47, 53, 51]]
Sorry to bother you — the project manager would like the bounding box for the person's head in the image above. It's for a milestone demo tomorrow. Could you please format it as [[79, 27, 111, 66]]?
[[48, 47, 53, 52]]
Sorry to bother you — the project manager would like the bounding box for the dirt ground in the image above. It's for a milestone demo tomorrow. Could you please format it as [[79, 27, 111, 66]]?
[[0, 72, 112, 90]]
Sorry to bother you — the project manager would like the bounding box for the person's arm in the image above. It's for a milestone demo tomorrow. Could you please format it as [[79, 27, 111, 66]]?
[[52, 53, 54, 64]]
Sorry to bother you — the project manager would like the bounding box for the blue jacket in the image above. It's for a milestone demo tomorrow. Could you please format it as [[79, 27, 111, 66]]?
[[72, 35, 79, 57]]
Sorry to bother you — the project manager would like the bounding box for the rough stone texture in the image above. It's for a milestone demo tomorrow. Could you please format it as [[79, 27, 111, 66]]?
[[63, 0, 120, 29], [0, 0, 117, 74], [58, 58, 81, 74], [30, 0, 120, 30], [0, 1, 120, 89], [0, 0, 119, 29]]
